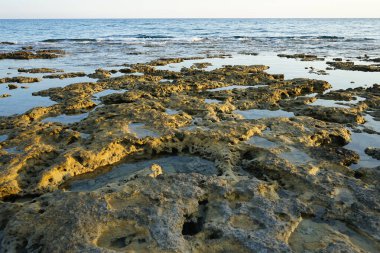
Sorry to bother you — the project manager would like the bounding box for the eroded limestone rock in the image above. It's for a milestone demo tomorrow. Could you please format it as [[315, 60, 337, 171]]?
[[327, 61, 380, 72], [0, 57, 379, 253]]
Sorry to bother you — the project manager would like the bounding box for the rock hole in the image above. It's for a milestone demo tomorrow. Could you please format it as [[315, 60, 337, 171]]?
[[72, 154, 84, 164], [182, 217, 203, 236], [354, 171, 364, 179], [182, 199, 208, 236], [206, 229, 223, 240], [110, 236, 128, 248], [281, 93, 288, 99]]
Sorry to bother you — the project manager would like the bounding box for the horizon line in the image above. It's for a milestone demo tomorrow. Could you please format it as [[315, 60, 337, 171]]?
[[0, 17, 379, 20]]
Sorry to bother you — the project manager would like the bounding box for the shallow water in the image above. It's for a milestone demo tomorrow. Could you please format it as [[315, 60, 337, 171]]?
[[234, 109, 295, 119], [0, 64, 93, 116], [92, 89, 127, 104], [0, 135, 7, 142], [204, 99, 222, 104], [67, 155, 217, 191], [345, 131, 380, 169], [279, 148, 313, 165], [4, 147, 23, 154], [207, 85, 256, 92], [160, 78, 174, 83], [0, 88, 56, 117], [180, 125, 211, 132], [42, 112, 89, 124], [310, 99, 351, 108], [165, 109, 180, 115], [247, 136, 279, 149], [128, 123, 159, 138], [309, 96, 366, 108], [364, 114, 380, 132]]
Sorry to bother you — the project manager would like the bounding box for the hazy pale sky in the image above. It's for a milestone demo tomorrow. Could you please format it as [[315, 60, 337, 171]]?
[[0, 0, 379, 18]]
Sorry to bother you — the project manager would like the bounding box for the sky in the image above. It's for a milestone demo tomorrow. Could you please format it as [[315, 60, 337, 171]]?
[[0, 0, 379, 19]]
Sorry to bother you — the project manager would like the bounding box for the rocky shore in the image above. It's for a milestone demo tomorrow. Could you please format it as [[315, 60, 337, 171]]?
[[0, 55, 379, 252]]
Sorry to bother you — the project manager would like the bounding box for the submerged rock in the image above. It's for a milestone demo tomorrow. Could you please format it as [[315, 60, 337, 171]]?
[[190, 62, 212, 69], [0, 93, 11, 98], [238, 51, 259, 56], [278, 53, 324, 61], [43, 72, 86, 79], [88, 69, 112, 79], [7, 84, 18, 90], [18, 68, 64, 73], [0, 76, 41, 84], [365, 147, 380, 160], [0, 41, 15, 45], [21, 46, 33, 50], [0, 49, 65, 60]]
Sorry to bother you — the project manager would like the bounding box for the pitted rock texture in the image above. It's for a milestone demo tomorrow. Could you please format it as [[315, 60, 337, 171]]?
[[0, 58, 379, 252]]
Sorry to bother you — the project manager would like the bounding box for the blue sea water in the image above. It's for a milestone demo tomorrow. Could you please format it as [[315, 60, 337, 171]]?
[[0, 19, 379, 68]]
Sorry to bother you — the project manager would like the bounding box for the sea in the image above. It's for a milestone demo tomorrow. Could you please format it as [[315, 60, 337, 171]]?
[[0, 19, 379, 67]]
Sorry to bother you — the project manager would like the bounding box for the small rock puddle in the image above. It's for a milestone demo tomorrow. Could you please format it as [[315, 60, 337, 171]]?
[[234, 109, 295, 119], [42, 112, 89, 124], [207, 85, 267, 92], [63, 156, 217, 192]]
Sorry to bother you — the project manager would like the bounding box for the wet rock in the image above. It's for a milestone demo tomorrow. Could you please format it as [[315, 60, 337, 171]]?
[[190, 62, 212, 69], [0, 93, 11, 98], [36, 49, 65, 55], [18, 68, 64, 73], [327, 61, 380, 72], [238, 51, 259, 56], [0, 76, 41, 84], [0, 50, 65, 60], [0, 42, 15, 45], [21, 46, 33, 50], [148, 57, 204, 66], [43, 72, 86, 79], [7, 84, 18, 90], [365, 147, 380, 160], [206, 53, 232, 59], [277, 53, 324, 61], [317, 90, 358, 101], [295, 106, 365, 124], [308, 68, 329, 75], [88, 69, 112, 79], [119, 68, 138, 74]]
